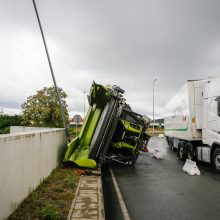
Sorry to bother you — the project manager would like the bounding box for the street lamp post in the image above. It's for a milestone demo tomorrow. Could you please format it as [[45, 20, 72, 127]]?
[[83, 91, 86, 119], [153, 79, 157, 135], [32, 0, 69, 141]]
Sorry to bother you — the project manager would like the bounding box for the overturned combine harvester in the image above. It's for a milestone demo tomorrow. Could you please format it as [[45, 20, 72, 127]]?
[[64, 82, 150, 168]]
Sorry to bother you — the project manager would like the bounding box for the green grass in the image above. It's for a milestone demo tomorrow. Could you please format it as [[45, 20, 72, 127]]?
[[41, 203, 58, 220], [8, 166, 79, 220], [68, 127, 81, 140], [147, 127, 164, 136]]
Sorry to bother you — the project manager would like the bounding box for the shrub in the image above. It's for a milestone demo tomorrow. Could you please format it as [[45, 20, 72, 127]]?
[[41, 203, 58, 220]]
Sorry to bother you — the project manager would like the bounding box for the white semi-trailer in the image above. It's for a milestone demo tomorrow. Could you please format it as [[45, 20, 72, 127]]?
[[164, 77, 220, 171]]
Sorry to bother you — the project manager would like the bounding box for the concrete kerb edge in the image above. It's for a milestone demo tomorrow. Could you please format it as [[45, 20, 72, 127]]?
[[109, 167, 131, 220], [97, 168, 105, 219], [67, 174, 83, 220]]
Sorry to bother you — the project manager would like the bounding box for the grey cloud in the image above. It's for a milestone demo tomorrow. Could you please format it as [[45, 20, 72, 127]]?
[[1, 0, 220, 118]]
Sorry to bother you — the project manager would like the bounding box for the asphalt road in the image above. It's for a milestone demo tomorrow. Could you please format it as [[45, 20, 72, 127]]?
[[111, 136, 220, 220]]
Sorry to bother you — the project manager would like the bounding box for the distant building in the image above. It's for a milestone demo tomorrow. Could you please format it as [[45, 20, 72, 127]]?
[[149, 122, 160, 128], [149, 118, 164, 128]]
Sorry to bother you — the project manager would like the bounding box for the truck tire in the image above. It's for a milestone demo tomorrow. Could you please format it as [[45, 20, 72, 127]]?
[[168, 138, 174, 150], [186, 142, 196, 161], [212, 148, 220, 172], [177, 141, 186, 160], [167, 138, 171, 149]]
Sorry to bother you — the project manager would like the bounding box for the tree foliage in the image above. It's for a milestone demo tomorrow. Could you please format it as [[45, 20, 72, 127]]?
[[21, 86, 69, 128], [0, 115, 23, 134]]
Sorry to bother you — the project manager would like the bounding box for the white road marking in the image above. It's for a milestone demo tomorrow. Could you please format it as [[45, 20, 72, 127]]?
[[109, 167, 131, 220]]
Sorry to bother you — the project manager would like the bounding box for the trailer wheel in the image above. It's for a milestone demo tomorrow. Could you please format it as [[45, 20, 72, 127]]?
[[212, 148, 220, 172], [186, 142, 195, 161], [178, 142, 186, 160], [168, 138, 174, 150]]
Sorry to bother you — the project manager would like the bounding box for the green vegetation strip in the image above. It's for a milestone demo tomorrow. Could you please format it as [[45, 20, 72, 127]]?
[[8, 166, 79, 220], [147, 127, 164, 136], [165, 128, 188, 131]]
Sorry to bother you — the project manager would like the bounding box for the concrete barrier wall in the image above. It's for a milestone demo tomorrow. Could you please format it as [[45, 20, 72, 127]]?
[[0, 127, 67, 220], [10, 126, 52, 133]]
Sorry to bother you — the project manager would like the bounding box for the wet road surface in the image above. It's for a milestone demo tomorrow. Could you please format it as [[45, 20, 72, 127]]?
[[111, 136, 220, 220]]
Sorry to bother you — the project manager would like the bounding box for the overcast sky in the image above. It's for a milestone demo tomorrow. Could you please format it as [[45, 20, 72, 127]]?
[[0, 0, 220, 118]]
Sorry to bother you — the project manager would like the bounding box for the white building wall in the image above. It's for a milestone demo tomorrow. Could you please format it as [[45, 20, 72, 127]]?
[[0, 127, 67, 220]]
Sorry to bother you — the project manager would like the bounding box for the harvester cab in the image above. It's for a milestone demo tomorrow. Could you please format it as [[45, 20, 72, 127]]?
[[64, 81, 150, 168]]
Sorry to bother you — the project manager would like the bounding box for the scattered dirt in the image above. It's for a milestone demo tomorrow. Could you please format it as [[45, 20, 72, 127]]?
[[7, 165, 79, 220]]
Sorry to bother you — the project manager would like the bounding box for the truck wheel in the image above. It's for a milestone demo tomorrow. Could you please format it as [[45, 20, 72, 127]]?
[[186, 142, 195, 161], [178, 142, 186, 160], [168, 138, 173, 150], [212, 148, 220, 172]]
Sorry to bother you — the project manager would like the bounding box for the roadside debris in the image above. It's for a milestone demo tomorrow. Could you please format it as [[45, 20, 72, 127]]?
[[183, 159, 201, 176], [77, 169, 101, 176], [153, 150, 164, 160], [158, 134, 165, 138], [142, 146, 149, 152]]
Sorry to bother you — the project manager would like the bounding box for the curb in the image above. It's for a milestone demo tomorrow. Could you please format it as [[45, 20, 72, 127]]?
[[67, 169, 105, 220], [67, 175, 83, 220], [109, 167, 131, 220]]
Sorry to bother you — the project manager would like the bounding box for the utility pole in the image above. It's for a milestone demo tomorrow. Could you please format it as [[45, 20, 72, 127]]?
[[32, 0, 69, 141], [83, 91, 86, 119], [153, 78, 157, 135]]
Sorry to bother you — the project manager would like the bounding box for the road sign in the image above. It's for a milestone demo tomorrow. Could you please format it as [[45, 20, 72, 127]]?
[[72, 115, 82, 124]]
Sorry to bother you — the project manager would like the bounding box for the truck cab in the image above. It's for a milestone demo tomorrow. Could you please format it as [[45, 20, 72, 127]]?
[[202, 77, 220, 170]]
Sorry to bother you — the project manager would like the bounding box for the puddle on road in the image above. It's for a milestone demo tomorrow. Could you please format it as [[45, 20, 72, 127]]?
[[136, 155, 152, 169], [137, 162, 152, 165], [136, 163, 152, 169], [136, 164, 152, 170]]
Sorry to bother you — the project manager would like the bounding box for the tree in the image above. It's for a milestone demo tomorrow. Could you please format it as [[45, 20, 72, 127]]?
[[21, 86, 69, 128], [0, 115, 23, 134]]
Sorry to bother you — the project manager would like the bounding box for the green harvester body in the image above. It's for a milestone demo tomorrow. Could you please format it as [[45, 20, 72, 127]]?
[[64, 82, 149, 168]]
